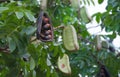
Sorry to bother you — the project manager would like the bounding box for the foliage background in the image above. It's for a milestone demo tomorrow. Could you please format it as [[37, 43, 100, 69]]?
[[0, 0, 120, 77]]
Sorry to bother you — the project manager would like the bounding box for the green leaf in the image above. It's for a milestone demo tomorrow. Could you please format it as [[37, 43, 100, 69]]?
[[96, 13, 101, 23], [107, 32, 116, 39], [46, 68, 51, 77], [24, 68, 28, 77], [30, 57, 35, 70], [21, 26, 36, 35], [32, 70, 36, 77], [0, 7, 9, 13], [79, 60, 85, 69], [98, 0, 104, 4], [53, 46, 59, 57], [7, 37, 16, 52], [15, 12, 24, 19], [25, 26, 36, 35], [52, 71, 59, 77], [25, 11, 36, 22]]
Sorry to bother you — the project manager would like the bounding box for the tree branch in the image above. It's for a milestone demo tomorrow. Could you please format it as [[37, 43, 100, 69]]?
[[91, 53, 104, 66], [78, 35, 110, 50], [53, 25, 65, 30], [40, 0, 48, 10]]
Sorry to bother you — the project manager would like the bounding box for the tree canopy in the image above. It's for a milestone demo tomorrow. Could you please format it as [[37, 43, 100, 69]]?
[[0, 0, 120, 77]]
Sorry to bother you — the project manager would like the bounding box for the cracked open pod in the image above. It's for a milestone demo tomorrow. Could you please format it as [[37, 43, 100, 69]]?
[[57, 54, 71, 74], [36, 11, 54, 42]]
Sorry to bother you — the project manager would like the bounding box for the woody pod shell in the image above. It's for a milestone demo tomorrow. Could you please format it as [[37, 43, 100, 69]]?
[[36, 11, 54, 42]]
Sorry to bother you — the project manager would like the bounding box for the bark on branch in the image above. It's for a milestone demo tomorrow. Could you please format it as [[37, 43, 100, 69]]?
[[40, 0, 48, 10]]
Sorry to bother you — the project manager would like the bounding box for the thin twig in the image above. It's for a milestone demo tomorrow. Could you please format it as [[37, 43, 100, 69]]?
[[30, 36, 37, 42], [78, 35, 110, 50], [53, 25, 65, 30], [91, 53, 104, 66]]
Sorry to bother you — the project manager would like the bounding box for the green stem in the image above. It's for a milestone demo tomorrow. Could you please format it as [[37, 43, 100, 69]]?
[[7, 26, 20, 37]]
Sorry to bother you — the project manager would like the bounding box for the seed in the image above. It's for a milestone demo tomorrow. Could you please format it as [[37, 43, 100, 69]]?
[[43, 24, 51, 29], [45, 35, 52, 40], [45, 30, 52, 35], [43, 16, 49, 23]]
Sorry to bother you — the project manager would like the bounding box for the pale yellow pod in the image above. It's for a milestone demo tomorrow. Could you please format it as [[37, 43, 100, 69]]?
[[69, 0, 81, 10], [57, 54, 71, 74], [80, 6, 91, 23], [95, 35, 102, 51], [63, 25, 79, 51]]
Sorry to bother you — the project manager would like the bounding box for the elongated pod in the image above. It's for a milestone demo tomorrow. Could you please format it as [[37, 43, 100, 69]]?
[[95, 35, 102, 51], [69, 0, 80, 10], [63, 25, 79, 51], [57, 54, 71, 74], [80, 6, 91, 23]]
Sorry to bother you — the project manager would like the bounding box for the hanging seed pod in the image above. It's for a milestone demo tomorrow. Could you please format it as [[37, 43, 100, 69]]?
[[95, 35, 102, 51], [101, 40, 109, 49], [36, 11, 54, 42], [57, 54, 71, 74], [80, 6, 91, 23], [69, 0, 81, 10], [96, 65, 110, 77], [63, 25, 79, 51]]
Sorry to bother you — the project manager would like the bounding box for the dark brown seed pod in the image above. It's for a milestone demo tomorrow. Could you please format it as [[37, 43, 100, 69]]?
[[96, 65, 110, 77], [36, 11, 54, 42]]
